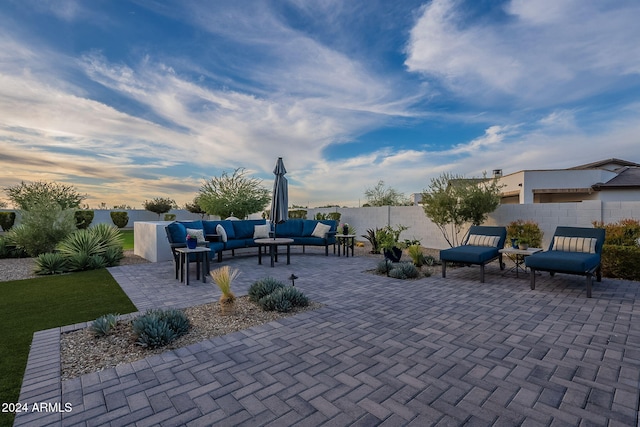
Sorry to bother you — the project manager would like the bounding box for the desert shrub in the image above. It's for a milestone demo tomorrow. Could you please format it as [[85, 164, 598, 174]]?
[[34, 252, 68, 275], [288, 209, 307, 219], [594, 219, 640, 247], [276, 286, 309, 307], [8, 202, 77, 256], [51, 224, 123, 272], [248, 277, 285, 302], [314, 213, 326, 220], [388, 262, 420, 279], [57, 228, 105, 258], [407, 244, 426, 267], [90, 223, 124, 249], [90, 313, 119, 337], [132, 309, 190, 348], [66, 253, 92, 271], [74, 210, 94, 229], [326, 212, 341, 221], [0, 211, 16, 231], [259, 292, 291, 312], [376, 259, 393, 275], [600, 245, 640, 281], [362, 228, 382, 253], [164, 213, 176, 221], [110, 211, 129, 228], [0, 235, 28, 259], [506, 220, 543, 248]]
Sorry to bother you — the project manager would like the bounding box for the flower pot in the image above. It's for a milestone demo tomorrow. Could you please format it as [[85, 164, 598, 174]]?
[[518, 243, 529, 250], [383, 247, 402, 263], [186, 239, 197, 249], [342, 226, 349, 235], [511, 238, 518, 248]]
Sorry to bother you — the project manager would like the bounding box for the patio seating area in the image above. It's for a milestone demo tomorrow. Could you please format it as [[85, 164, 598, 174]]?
[[15, 247, 640, 426]]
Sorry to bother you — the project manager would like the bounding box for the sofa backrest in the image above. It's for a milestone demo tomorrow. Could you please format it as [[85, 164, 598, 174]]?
[[549, 226, 606, 254], [233, 219, 268, 239], [166, 221, 187, 244], [276, 219, 304, 237]]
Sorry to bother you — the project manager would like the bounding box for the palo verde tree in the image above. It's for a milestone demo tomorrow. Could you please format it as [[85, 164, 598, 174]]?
[[364, 180, 410, 207], [421, 172, 502, 247], [143, 197, 176, 219], [4, 181, 86, 256], [198, 168, 270, 219]]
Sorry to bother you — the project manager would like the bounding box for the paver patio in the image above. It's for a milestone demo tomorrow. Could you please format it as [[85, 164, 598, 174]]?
[[14, 248, 640, 426]]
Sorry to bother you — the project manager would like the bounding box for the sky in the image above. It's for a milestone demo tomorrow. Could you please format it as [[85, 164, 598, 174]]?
[[1, 0, 640, 209]]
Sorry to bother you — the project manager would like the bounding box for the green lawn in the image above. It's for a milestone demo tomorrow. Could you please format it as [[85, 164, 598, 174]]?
[[120, 229, 134, 250], [0, 270, 137, 427]]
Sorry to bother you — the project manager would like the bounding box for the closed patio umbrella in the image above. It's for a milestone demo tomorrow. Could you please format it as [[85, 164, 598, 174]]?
[[270, 157, 288, 238]]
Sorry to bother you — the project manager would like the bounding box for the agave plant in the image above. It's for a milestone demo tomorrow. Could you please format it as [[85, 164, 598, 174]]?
[[90, 223, 124, 249], [56, 229, 105, 257]]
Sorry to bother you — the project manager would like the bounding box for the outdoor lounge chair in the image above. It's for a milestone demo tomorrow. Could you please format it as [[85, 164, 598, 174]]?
[[165, 222, 212, 280], [525, 226, 605, 298], [440, 225, 507, 283]]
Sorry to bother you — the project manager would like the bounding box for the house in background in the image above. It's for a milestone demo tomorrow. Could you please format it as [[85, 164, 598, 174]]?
[[497, 158, 640, 204]]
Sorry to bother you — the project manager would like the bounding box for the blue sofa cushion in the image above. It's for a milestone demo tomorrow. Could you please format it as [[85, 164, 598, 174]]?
[[179, 220, 204, 231], [202, 220, 220, 236], [275, 220, 304, 238], [232, 220, 265, 239], [525, 250, 601, 273], [217, 220, 236, 240], [166, 222, 187, 244], [302, 220, 317, 237], [440, 246, 500, 264]]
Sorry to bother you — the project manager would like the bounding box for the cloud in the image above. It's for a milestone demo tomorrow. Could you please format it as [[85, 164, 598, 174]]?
[[405, 0, 640, 105]]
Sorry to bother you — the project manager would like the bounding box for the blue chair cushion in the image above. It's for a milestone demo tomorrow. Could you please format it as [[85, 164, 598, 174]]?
[[525, 251, 601, 274], [166, 222, 187, 244], [440, 246, 500, 264]]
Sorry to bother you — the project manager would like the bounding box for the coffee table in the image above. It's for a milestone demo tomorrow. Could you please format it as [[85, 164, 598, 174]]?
[[499, 247, 542, 278], [174, 246, 210, 285], [255, 238, 294, 267]]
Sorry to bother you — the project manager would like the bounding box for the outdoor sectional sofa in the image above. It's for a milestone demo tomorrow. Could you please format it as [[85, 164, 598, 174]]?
[[525, 226, 606, 298], [440, 225, 507, 283], [166, 218, 337, 263]]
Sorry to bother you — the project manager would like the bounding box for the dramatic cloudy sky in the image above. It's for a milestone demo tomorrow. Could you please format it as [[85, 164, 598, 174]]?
[[1, 0, 639, 208]]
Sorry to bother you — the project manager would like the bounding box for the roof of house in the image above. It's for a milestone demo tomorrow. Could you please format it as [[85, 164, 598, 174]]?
[[594, 167, 640, 190], [569, 158, 640, 171]]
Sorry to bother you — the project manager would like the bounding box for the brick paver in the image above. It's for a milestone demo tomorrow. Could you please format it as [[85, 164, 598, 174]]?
[[14, 247, 640, 426]]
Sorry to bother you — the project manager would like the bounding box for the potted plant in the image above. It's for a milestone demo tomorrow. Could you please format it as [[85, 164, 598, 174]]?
[[186, 234, 197, 249], [378, 225, 408, 263], [210, 266, 240, 315], [517, 236, 530, 250]]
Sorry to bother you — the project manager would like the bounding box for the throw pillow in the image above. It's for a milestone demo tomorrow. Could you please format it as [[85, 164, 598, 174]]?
[[467, 234, 500, 247], [254, 224, 270, 239], [185, 228, 205, 243], [216, 224, 228, 242], [311, 222, 331, 238], [552, 236, 597, 253]]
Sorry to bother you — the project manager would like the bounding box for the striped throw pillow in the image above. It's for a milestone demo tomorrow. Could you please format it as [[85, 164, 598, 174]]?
[[467, 234, 500, 247], [552, 236, 597, 253]]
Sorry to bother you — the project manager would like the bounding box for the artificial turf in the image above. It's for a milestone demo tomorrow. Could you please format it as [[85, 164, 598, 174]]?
[[120, 229, 134, 250], [0, 269, 137, 427]]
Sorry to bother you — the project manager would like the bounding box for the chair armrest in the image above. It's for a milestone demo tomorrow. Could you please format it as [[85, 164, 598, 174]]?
[[205, 234, 220, 242]]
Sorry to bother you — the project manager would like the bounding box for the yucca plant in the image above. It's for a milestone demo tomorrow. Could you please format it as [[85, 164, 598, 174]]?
[[210, 266, 240, 314], [90, 223, 124, 250]]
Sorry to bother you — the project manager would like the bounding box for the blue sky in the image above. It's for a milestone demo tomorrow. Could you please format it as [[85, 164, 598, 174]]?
[[1, 0, 639, 209]]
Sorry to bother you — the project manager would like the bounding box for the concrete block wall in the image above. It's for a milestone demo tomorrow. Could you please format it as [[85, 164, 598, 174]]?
[[310, 200, 640, 251]]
